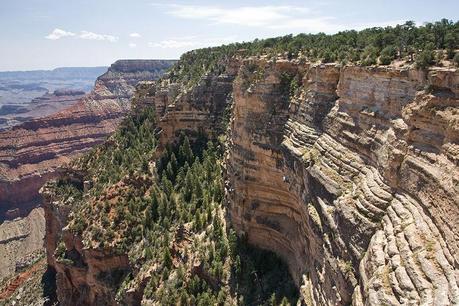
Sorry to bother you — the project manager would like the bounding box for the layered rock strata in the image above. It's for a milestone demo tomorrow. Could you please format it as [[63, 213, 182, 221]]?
[[226, 59, 459, 305], [42, 57, 458, 305], [134, 58, 241, 149], [41, 59, 239, 305], [0, 60, 175, 219], [42, 178, 130, 305], [0, 89, 86, 130]]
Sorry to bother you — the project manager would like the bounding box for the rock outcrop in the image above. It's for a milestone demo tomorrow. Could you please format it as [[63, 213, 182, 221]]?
[[40, 57, 240, 306], [41, 171, 131, 306], [134, 58, 240, 150], [0, 60, 175, 220], [140, 58, 459, 305]]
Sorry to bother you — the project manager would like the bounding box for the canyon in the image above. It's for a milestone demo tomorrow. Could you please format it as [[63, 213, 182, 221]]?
[[0, 66, 107, 130], [226, 60, 458, 305], [0, 89, 85, 130], [0, 59, 175, 296], [40, 52, 459, 305], [0, 59, 176, 220]]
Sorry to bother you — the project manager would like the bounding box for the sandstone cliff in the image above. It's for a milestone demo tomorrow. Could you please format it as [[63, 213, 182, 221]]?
[[226, 59, 459, 305], [143, 58, 458, 305], [0, 60, 175, 220], [39, 55, 241, 306], [0, 60, 174, 300], [0, 207, 45, 281]]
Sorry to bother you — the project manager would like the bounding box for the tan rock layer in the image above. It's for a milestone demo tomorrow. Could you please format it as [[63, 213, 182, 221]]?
[[225, 59, 459, 305]]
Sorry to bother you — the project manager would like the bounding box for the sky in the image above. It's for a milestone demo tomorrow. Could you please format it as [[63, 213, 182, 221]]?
[[0, 0, 457, 71]]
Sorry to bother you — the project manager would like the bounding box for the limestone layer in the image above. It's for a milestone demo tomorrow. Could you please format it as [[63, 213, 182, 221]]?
[[0, 207, 45, 281]]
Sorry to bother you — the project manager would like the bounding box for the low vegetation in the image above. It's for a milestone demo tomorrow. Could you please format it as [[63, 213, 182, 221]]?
[[168, 19, 458, 88]]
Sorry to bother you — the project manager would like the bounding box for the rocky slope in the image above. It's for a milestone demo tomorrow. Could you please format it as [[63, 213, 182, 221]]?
[[0, 60, 175, 220]]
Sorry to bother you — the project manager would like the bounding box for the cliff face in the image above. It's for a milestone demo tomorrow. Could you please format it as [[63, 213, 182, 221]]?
[[0, 60, 175, 220], [0, 207, 45, 281], [40, 56, 458, 305], [134, 58, 241, 149], [226, 59, 459, 305]]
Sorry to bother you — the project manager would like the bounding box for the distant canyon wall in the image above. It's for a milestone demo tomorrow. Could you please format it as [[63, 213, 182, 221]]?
[[0, 59, 175, 220]]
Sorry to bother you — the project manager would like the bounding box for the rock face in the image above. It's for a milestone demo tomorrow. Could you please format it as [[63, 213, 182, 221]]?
[[40, 58, 240, 306], [41, 57, 458, 305], [0, 60, 176, 220], [226, 59, 459, 305], [135, 58, 240, 150], [0, 207, 45, 281]]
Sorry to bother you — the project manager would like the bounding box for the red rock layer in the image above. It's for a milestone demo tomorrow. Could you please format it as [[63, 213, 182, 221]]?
[[0, 60, 175, 219]]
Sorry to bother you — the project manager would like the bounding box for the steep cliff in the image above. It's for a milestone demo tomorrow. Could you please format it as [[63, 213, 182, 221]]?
[[38, 25, 459, 305], [0, 60, 175, 302], [226, 59, 458, 305], [41, 55, 459, 305], [0, 60, 175, 220], [0, 207, 45, 281]]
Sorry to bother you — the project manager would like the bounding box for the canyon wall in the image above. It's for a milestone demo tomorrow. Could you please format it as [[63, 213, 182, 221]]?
[[226, 59, 458, 305], [41, 57, 458, 305], [0, 59, 175, 219], [0, 207, 45, 281], [40, 58, 240, 306], [41, 176, 130, 306]]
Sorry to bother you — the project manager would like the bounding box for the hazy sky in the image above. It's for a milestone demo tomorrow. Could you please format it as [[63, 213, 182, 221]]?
[[0, 0, 457, 71]]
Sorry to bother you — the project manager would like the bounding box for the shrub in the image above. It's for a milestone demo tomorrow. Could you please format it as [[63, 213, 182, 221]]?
[[321, 50, 335, 63], [361, 46, 378, 66], [379, 46, 396, 65], [416, 45, 434, 69], [453, 52, 459, 66]]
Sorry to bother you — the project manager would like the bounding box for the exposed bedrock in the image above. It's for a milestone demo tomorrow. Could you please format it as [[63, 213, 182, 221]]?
[[136, 58, 241, 150], [40, 59, 239, 306], [0, 207, 45, 281], [225, 59, 459, 305], [40, 171, 131, 306], [40, 57, 458, 305]]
